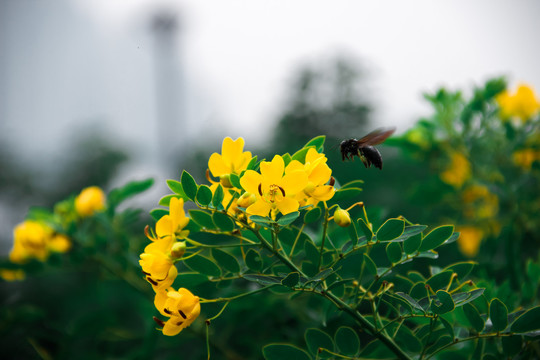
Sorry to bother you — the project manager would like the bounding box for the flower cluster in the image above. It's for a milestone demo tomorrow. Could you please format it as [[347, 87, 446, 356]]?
[[139, 197, 201, 335], [9, 221, 71, 264], [496, 84, 540, 122]]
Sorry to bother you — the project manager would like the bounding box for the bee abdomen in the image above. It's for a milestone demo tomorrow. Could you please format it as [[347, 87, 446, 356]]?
[[359, 146, 383, 169]]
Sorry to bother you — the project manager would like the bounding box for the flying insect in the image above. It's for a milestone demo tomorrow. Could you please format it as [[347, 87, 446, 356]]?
[[339, 127, 396, 169]]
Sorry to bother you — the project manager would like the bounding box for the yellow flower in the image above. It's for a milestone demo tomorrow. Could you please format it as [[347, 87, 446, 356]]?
[[9, 220, 70, 263], [208, 137, 252, 187], [496, 84, 540, 122], [462, 184, 499, 220], [240, 155, 308, 218], [440, 152, 471, 188], [288, 148, 335, 206], [512, 148, 540, 170], [75, 186, 106, 217], [155, 197, 190, 241], [457, 226, 484, 257], [333, 208, 351, 227], [139, 240, 175, 281], [0, 269, 25, 281], [154, 287, 201, 336]]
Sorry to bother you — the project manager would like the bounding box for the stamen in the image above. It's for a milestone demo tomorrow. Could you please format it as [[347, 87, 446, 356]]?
[[258, 183, 263, 196], [329, 176, 335, 186], [153, 316, 165, 327], [278, 186, 286, 197], [176, 321, 184, 326], [178, 309, 187, 319], [146, 277, 158, 286], [164, 308, 172, 315]]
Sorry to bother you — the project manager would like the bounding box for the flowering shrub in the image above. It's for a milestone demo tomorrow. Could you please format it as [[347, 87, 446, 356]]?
[[141, 136, 540, 359]]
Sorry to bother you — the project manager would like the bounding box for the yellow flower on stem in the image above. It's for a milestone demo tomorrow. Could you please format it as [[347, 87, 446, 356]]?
[[208, 137, 252, 187], [512, 148, 540, 170], [333, 208, 351, 227], [75, 186, 106, 217], [154, 287, 201, 336], [462, 184, 499, 220], [287, 148, 335, 206], [457, 226, 484, 257], [156, 197, 190, 241], [139, 240, 175, 282], [440, 152, 471, 188], [240, 155, 308, 218], [496, 84, 540, 122], [0, 269, 25, 281], [9, 220, 70, 263]]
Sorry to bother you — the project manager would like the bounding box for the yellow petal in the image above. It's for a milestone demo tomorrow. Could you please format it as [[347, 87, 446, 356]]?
[[276, 197, 299, 215], [162, 318, 184, 336], [246, 199, 272, 217], [285, 160, 304, 173], [309, 162, 332, 185], [240, 170, 262, 195], [260, 155, 284, 185], [156, 215, 173, 238], [311, 185, 335, 201], [48, 234, 71, 253], [208, 153, 229, 177], [222, 137, 244, 164], [281, 170, 308, 195]]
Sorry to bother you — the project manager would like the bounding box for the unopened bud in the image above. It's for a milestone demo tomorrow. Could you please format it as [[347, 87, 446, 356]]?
[[170, 241, 186, 259], [334, 208, 351, 227], [220, 174, 233, 188], [237, 192, 257, 208]]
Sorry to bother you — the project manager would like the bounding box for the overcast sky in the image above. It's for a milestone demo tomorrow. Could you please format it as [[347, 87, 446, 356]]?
[[1, 0, 540, 166]]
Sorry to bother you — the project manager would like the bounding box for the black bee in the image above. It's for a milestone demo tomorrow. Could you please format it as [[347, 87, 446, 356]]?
[[340, 127, 396, 169]]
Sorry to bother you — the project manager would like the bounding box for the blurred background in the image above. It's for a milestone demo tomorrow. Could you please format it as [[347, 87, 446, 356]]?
[[2, 0, 540, 253]]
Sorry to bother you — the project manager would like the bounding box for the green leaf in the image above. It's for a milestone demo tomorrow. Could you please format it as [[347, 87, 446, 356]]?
[[175, 273, 209, 287], [362, 254, 377, 275], [158, 194, 181, 207], [166, 179, 186, 196], [108, 178, 154, 208], [501, 336, 523, 357], [250, 215, 274, 227], [452, 288, 485, 307], [347, 221, 359, 246], [263, 344, 311, 360], [150, 208, 168, 221], [245, 249, 263, 271], [304, 135, 325, 152], [431, 290, 455, 315], [439, 315, 455, 340], [357, 218, 373, 242], [489, 298, 508, 332], [291, 147, 311, 163], [304, 207, 322, 224], [377, 218, 405, 241], [181, 170, 198, 200], [183, 255, 221, 277], [510, 305, 540, 333], [281, 272, 300, 288], [305, 328, 334, 358], [443, 261, 476, 280], [229, 173, 242, 189], [426, 270, 454, 291], [395, 326, 422, 353], [386, 242, 402, 264], [463, 303, 485, 333], [212, 184, 224, 208], [404, 233, 422, 254], [211, 248, 240, 273], [196, 185, 212, 206], [243, 274, 282, 286], [189, 210, 216, 229], [395, 292, 424, 312], [277, 211, 300, 226], [212, 212, 235, 232], [304, 240, 320, 265], [246, 155, 258, 171], [334, 327, 359, 356], [418, 225, 454, 252], [410, 282, 429, 300]]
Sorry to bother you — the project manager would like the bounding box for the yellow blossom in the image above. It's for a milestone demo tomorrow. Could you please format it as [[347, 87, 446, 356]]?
[[75, 186, 106, 217], [154, 287, 201, 336], [512, 148, 540, 170], [208, 137, 252, 187], [155, 197, 190, 241], [462, 184, 499, 220], [139, 240, 175, 281], [440, 152, 471, 188], [0, 269, 25, 281], [240, 155, 308, 218], [457, 226, 484, 257], [496, 84, 540, 122], [9, 220, 70, 263]]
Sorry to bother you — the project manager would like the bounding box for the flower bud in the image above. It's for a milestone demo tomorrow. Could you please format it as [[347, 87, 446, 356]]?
[[220, 174, 233, 188], [170, 241, 186, 259], [333, 208, 351, 227], [237, 192, 257, 208]]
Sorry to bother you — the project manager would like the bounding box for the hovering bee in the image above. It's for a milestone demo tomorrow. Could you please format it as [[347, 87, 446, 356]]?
[[339, 127, 396, 170]]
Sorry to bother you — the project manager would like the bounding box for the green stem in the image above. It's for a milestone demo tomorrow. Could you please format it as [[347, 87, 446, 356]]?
[[424, 332, 518, 360], [323, 291, 413, 360], [317, 203, 330, 271], [289, 223, 306, 257], [201, 284, 276, 303]]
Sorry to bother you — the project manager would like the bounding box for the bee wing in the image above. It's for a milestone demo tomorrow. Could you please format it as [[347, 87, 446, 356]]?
[[356, 127, 396, 146]]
